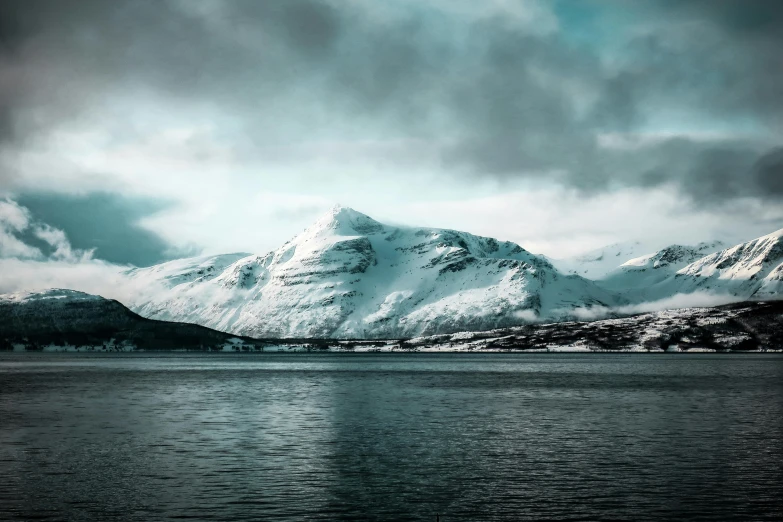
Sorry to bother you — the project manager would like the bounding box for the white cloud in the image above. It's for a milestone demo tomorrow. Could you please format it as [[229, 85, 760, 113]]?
[[0, 231, 41, 259], [559, 291, 745, 323], [0, 198, 43, 259], [512, 309, 539, 322], [0, 198, 32, 230], [33, 224, 94, 262], [3, 112, 781, 262], [0, 197, 95, 262], [567, 305, 612, 322], [0, 258, 121, 296], [616, 291, 744, 315]]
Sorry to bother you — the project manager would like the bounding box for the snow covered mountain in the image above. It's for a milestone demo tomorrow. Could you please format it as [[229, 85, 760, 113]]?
[[591, 231, 783, 303], [599, 241, 726, 292], [125, 205, 619, 338]]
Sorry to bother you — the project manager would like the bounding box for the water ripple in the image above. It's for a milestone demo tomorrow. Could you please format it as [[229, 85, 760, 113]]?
[[0, 353, 782, 521]]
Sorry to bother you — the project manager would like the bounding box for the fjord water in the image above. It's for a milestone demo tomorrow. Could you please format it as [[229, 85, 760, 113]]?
[[1, 354, 782, 521]]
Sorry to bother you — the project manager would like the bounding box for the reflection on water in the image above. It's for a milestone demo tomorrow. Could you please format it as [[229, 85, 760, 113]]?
[[1, 353, 782, 521]]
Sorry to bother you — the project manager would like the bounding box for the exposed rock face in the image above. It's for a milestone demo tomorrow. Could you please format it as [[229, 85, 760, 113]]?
[[124, 205, 618, 338]]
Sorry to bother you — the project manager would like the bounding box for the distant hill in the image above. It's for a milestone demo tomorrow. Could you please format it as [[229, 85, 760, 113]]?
[[0, 289, 267, 351]]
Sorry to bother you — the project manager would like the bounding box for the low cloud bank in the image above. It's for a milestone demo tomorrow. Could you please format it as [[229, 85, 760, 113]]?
[[616, 292, 747, 315], [0, 258, 168, 307], [512, 309, 539, 322], [562, 292, 748, 323]]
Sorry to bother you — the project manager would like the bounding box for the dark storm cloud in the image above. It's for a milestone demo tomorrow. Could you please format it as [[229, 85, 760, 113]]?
[[602, 0, 783, 202], [752, 148, 783, 195], [672, 0, 783, 39], [15, 193, 188, 266], [622, 18, 782, 127], [0, 0, 781, 203], [604, 137, 782, 205]]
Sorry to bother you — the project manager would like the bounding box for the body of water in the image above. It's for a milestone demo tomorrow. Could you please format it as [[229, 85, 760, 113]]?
[[1, 353, 782, 521]]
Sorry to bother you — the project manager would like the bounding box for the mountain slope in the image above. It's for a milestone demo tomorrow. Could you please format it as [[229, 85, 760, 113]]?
[[0, 289, 266, 351], [546, 241, 651, 279], [126, 206, 619, 338]]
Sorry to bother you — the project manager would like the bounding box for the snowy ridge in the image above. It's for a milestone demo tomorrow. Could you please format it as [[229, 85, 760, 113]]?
[[599, 241, 726, 293], [125, 205, 619, 338], [620, 241, 725, 271], [126, 252, 250, 287], [668, 228, 783, 298]]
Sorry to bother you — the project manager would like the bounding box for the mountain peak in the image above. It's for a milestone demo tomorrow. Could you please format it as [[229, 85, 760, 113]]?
[[308, 204, 385, 236], [329, 203, 366, 219]]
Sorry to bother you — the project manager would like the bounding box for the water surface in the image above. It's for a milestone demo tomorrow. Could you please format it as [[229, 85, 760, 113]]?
[[1, 353, 782, 521]]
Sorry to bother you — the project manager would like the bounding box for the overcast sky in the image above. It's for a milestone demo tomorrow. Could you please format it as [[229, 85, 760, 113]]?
[[1, 0, 782, 268]]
